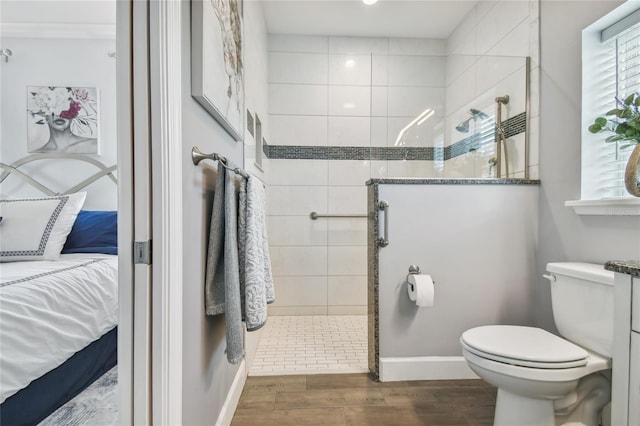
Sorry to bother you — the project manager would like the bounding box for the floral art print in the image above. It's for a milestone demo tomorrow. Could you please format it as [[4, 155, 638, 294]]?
[[27, 86, 99, 153]]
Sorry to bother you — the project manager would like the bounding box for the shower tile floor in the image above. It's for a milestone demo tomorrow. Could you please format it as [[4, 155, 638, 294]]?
[[249, 315, 368, 376]]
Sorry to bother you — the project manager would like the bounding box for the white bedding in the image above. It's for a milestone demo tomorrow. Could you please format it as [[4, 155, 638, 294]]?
[[0, 253, 118, 403]]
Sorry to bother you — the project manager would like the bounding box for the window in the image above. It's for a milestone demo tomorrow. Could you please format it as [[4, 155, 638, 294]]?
[[582, 4, 640, 200]]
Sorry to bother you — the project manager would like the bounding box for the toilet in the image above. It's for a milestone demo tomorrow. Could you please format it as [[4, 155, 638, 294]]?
[[460, 263, 614, 426]]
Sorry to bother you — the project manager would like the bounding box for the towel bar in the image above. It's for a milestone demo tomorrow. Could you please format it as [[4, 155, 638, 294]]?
[[309, 212, 367, 220]]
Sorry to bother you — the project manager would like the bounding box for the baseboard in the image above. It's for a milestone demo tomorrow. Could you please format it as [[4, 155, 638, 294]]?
[[379, 356, 479, 382], [215, 360, 246, 426]]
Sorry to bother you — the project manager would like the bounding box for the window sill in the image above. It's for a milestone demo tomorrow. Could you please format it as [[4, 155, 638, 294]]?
[[565, 198, 640, 216]]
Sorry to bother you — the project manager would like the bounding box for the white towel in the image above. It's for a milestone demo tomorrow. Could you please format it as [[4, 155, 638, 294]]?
[[239, 175, 275, 331]]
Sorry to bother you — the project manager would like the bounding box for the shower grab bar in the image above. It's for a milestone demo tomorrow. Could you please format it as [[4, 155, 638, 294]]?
[[377, 200, 389, 247], [309, 212, 367, 220]]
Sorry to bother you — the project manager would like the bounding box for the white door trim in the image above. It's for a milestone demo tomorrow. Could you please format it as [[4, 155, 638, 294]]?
[[149, 0, 184, 424]]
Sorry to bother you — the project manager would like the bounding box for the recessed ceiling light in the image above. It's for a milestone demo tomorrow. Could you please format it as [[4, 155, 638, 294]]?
[[363, 0, 378, 5], [343, 103, 355, 109], [345, 59, 356, 68]]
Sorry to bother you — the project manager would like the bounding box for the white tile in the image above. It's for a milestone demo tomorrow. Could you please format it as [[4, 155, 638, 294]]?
[[529, 19, 540, 69], [328, 306, 368, 315], [475, 63, 527, 114], [267, 186, 327, 215], [371, 87, 388, 117], [328, 186, 367, 215], [446, 6, 477, 56], [476, 1, 529, 55], [268, 34, 328, 53], [329, 54, 371, 86], [446, 67, 476, 122], [387, 116, 445, 148], [371, 160, 388, 178], [328, 117, 370, 147], [387, 55, 446, 87], [328, 160, 372, 186], [529, 164, 539, 179], [446, 53, 477, 87], [271, 276, 328, 306], [486, 19, 530, 58], [268, 52, 328, 84], [473, 145, 498, 179], [268, 115, 328, 147], [328, 246, 367, 276], [444, 153, 476, 178], [267, 306, 328, 316], [529, 116, 539, 166], [269, 246, 327, 276], [327, 219, 367, 246], [529, 0, 539, 22], [329, 36, 388, 54], [370, 117, 388, 147], [387, 87, 445, 118], [269, 84, 327, 116], [269, 159, 328, 186], [267, 215, 327, 246], [372, 55, 388, 86], [530, 66, 540, 118], [387, 160, 443, 178], [504, 133, 526, 175], [328, 85, 371, 117], [388, 38, 446, 56]]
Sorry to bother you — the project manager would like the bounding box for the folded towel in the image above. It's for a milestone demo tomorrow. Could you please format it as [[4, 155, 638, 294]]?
[[204, 167, 244, 364], [239, 175, 275, 331]]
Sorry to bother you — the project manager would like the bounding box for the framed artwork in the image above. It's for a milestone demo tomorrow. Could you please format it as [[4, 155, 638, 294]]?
[[26, 86, 99, 154], [191, 0, 244, 142]]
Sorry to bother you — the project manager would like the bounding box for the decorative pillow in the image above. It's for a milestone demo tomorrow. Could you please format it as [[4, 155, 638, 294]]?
[[0, 192, 86, 262], [62, 210, 118, 255]]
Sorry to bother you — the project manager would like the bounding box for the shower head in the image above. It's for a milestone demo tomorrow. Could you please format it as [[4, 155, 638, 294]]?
[[455, 108, 489, 133], [455, 120, 470, 133], [469, 108, 489, 119]]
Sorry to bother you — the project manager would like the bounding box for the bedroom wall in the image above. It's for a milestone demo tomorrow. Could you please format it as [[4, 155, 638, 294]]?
[[0, 35, 118, 210], [536, 0, 640, 331], [180, 0, 268, 424]]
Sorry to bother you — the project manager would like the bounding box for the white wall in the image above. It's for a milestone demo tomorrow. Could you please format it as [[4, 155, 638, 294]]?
[[180, 0, 268, 423], [445, 0, 539, 179], [376, 183, 538, 357], [537, 0, 640, 331], [0, 36, 117, 210]]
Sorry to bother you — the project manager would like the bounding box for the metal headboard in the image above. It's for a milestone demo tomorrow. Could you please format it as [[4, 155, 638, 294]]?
[[0, 153, 117, 196]]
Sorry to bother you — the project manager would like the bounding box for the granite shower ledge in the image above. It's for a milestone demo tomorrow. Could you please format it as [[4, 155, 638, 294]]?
[[605, 261, 640, 278], [366, 178, 541, 186]]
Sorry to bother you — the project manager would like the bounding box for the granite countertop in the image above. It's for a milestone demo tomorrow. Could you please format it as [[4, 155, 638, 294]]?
[[366, 178, 541, 186], [605, 261, 640, 278]]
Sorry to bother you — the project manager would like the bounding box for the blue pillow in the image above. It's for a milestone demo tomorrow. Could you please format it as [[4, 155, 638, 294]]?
[[62, 210, 117, 255]]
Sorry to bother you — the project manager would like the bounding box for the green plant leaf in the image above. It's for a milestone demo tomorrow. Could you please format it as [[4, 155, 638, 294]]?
[[605, 109, 619, 116], [588, 124, 602, 133], [605, 135, 624, 142], [625, 94, 635, 105], [594, 117, 607, 127]]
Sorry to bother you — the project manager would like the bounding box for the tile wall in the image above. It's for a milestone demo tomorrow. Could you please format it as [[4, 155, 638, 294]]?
[[267, 36, 449, 315], [445, 0, 540, 178]]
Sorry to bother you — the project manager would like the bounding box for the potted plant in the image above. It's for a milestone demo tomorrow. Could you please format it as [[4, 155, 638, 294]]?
[[588, 92, 640, 197]]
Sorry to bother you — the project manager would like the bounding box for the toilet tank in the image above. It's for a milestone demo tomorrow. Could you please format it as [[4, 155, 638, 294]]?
[[546, 262, 614, 357]]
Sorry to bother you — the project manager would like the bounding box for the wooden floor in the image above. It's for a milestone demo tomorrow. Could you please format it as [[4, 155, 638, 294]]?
[[231, 374, 497, 426]]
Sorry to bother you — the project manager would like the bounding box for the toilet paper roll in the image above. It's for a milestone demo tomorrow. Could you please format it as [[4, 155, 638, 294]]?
[[407, 274, 435, 307]]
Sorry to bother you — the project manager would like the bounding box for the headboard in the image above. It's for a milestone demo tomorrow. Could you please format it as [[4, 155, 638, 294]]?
[[0, 153, 117, 197]]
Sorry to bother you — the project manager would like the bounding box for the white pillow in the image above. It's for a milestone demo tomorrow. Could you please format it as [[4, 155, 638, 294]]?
[[0, 192, 86, 262]]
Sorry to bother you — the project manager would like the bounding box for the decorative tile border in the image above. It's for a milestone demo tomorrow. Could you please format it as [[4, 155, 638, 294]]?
[[605, 260, 640, 278], [264, 112, 526, 162]]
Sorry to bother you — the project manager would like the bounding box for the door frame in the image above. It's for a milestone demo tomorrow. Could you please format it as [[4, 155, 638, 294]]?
[[117, 0, 184, 424]]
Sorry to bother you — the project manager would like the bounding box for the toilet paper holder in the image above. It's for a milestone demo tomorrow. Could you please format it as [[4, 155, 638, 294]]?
[[407, 265, 435, 291]]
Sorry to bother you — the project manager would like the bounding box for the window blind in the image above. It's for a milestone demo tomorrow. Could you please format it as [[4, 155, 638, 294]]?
[[595, 22, 640, 198]]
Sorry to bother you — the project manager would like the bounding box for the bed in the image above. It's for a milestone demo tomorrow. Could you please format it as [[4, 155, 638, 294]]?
[[0, 155, 119, 426]]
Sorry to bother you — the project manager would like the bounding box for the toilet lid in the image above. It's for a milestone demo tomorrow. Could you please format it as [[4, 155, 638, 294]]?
[[461, 325, 589, 369]]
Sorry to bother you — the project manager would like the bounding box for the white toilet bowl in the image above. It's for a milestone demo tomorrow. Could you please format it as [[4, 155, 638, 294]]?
[[461, 325, 610, 426], [460, 263, 615, 426]]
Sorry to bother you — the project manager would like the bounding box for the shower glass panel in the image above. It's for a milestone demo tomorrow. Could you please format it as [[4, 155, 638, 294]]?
[[369, 54, 529, 179]]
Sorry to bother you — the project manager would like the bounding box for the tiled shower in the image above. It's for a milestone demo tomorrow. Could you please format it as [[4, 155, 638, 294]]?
[[253, 0, 540, 376]]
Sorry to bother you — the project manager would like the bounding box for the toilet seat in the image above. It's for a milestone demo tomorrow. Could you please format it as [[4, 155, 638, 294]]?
[[461, 325, 589, 369]]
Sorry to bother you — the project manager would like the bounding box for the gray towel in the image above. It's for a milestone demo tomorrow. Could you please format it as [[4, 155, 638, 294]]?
[[238, 175, 275, 331], [204, 167, 244, 364]]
